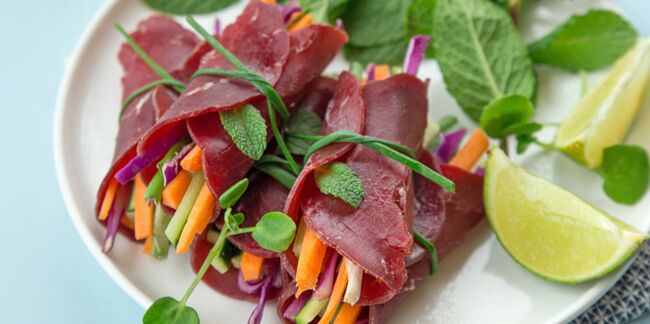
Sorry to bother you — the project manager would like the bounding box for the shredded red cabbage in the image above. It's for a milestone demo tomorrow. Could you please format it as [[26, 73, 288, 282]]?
[[283, 290, 312, 320], [280, 0, 302, 23], [162, 143, 194, 186], [248, 277, 271, 324], [475, 166, 485, 176], [403, 35, 431, 76], [366, 63, 376, 83], [214, 18, 221, 36], [102, 184, 132, 253], [237, 270, 267, 294], [435, 129, 467, 163], [313, 252, 339, 300], [114, 127, 187, 184]]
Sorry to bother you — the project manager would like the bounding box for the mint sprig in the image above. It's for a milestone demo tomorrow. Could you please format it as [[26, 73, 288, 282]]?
[[600, 145, 650, 205], [315, 162, 365, 208]]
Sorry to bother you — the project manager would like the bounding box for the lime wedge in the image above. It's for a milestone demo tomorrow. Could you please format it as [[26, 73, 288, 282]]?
[[555, 39, 650, 168], [484, 147, 647, 283]]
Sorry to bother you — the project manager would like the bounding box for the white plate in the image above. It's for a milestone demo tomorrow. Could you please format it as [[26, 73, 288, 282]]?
[[54, 0, 650, 323]]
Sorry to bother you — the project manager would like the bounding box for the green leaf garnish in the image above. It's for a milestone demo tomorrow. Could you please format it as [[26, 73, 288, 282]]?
[[438, 115, 458, 133], [219, 104, 268, 160], [344, 41, 409, 66], [315, 162, 365, 208], [254, 155, 297, 190], [119, 79, 186, 118], [299, 0, 330, 23], [285, 108, 324, 155], [600, 145, 650, 205], [413, 230, 438, 275], [480, 95, 534, 138], [433, 0, 536, 122], [225, 212, 245, 232], [144, 0, 237, 15], [143, 297, 199, 324], [406, 0, 437, 58], [528, 10, 637, 72], [251, 212, 297, 253], [219, 178, 250, 209]]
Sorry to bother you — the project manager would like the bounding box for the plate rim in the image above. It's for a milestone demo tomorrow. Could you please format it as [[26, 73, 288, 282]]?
[[52, 0, 637, 322]]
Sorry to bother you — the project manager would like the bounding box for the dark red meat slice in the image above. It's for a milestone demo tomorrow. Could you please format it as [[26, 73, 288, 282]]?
[[296, 76, 337, 118], [187, 24, 347, 201], [368, 161, 485, 324], [95, 16, 200, 217], [301, 74, 428, 296], [139, 1, 290, 152], [281, 71, 365, 277], [191, 231, 280, 302]]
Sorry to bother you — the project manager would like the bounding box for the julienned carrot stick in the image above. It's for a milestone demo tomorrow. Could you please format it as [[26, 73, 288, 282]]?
[[99, 179, 119, 221], [134, 175, 154, 240], [181, 146, 203, 173], [121, 215, 134, 230], [374, 65, 390, 81], [260, 0, 275, 4], [143, 236, 153, 254], [449, 128, 489, 171], [332, 303, 363, 324], [295, 227, 328, 297], [241, 252, 265, 281], [317, 260, 348, 324], [288, 13, 313, 32], [176, 183, 217, 253], [162, 170, 192, 209]]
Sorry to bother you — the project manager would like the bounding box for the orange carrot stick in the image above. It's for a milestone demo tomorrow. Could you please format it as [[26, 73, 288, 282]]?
[[176, 183, 217, 253], [333, 303, 363, 324], [288, 13, 313, 32], [295, 227, 328, 297], [162, 170, 192, 209], [143, 236, 153, 254], [134, 175, 154, 240], [260, 0, 275, 4], [449, 128, 489, 171], [121, 214, 135, 230], [374, 65, 391, 81], [318, 260, 348, 324], [181, 146, 203, 173], [99, 179, 119, 221], [241, 252, 265, 281]]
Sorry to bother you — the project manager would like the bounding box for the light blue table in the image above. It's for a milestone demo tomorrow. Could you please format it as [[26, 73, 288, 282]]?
[[0, 0, 648, 323]]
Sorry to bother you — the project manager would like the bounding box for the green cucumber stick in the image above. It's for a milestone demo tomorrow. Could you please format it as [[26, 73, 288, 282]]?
[[165, 172, 205, 245], [152, 205, 172, 260]]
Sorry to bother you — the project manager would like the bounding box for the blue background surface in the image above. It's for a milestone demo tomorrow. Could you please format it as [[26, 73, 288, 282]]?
[[0, 0, 648, 323]]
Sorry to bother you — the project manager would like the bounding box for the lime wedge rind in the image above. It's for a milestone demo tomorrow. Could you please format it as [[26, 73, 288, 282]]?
[[484, 147, 647, 284], [555, 39, 650, 169]]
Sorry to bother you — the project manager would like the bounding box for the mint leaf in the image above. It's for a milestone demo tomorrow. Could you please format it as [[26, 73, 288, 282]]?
[[252, 212, 297, 252], [144, 0, 237, 15], [528, 10, 637, 72], [601, 145, 649, 205], [407, 0, 437, 57], [220, 104, 267, 160], [143, 297, 199, 324], [434, 0, 536, 122], [344, 40, 409, 65], [315, 162, 365, 208], [480, 95, 534, 138], [341, 0, 413, 47], [285, 108, 323, 155]]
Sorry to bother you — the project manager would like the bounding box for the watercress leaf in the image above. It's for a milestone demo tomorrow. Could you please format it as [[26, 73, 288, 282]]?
[[504, 122, 542, 136], [252, 212, 297, 252], [601, 145, 650, 205], [516, 134, 535, 154], [528, 10, 637, 72], [219, 178, 250, 209], [143, 297, 199, 324], [144, 0, 237, 15], [344, 40, 409, 65], [314, 162, 365, 208], [407, 0, 437, 57], [285, 108, 323, 155], [434, 0, 536, 122], [220, 104, 267, 160], [341, 0, 413, 47], [480, 95, 534, 138], [226, 212, 245, 232]]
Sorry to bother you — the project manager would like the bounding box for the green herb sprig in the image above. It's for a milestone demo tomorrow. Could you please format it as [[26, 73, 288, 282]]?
[[185, 16, 301, 175], [143, 178, 297, 324], [414, 230, 438, 275]]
